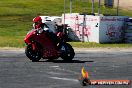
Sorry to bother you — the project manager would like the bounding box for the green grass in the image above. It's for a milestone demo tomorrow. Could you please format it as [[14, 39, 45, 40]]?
[[68, 42, 132, 48], [0, 0, 132, 48]]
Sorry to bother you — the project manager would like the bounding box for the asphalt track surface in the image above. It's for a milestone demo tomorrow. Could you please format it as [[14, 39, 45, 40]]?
[[0, 48, 132, 88]]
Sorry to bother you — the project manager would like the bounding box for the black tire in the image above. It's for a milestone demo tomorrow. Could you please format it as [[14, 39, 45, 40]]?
[[25, 44, 41, 62], [59, 43, 75, 61]]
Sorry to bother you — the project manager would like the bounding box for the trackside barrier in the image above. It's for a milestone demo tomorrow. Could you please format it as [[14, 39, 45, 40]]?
[[62, 13, 128, 43], [125, 18, 132, 43]]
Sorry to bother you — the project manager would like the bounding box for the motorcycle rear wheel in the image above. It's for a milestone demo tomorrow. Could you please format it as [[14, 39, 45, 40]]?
[[25, 44, 41, 62], [59, 43, 75, 61]]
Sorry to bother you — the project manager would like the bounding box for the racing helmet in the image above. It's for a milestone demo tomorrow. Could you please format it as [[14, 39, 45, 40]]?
[[32, 16, 42, 29]]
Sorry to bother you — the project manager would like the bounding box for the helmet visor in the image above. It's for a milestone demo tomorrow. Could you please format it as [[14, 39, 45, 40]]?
[[35, 22, 39, 25]]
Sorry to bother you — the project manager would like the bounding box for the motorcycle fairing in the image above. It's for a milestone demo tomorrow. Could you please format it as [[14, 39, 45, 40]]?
[[24, 29, 59, 59]]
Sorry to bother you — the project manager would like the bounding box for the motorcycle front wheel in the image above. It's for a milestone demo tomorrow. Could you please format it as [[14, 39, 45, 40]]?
[[25, 44, 41, 62]]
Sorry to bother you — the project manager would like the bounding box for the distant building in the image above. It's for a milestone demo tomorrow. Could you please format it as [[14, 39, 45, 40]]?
[[99, 0, 132, 10], [76, 0, 132, 10], [114, 0, 132, 10]]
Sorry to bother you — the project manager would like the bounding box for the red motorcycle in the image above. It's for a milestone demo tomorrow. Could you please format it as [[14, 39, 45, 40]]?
[[24, 29, 75, 62]]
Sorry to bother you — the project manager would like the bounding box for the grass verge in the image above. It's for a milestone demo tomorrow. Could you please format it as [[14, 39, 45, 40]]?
[[68, 42, 132, 48], [0, 0, 132, 48]]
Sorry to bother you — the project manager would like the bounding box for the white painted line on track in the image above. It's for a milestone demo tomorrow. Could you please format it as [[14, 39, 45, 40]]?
[[50, 66, 59, 68], [50, 77, 78, 82], [47, 72, 62, 75], [55, 68, 80, 75]]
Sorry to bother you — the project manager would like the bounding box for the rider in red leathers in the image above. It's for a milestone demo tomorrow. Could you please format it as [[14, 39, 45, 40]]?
[[33, 16, 50, 32], [32, 16, 58, 44]]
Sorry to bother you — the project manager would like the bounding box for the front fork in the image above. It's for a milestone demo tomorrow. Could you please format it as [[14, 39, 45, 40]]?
[[28, 40, 37, 51], [32, 43, 36, 51]]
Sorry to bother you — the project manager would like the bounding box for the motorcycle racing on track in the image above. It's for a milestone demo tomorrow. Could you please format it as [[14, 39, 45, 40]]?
[[24, 16, 75, 62]]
